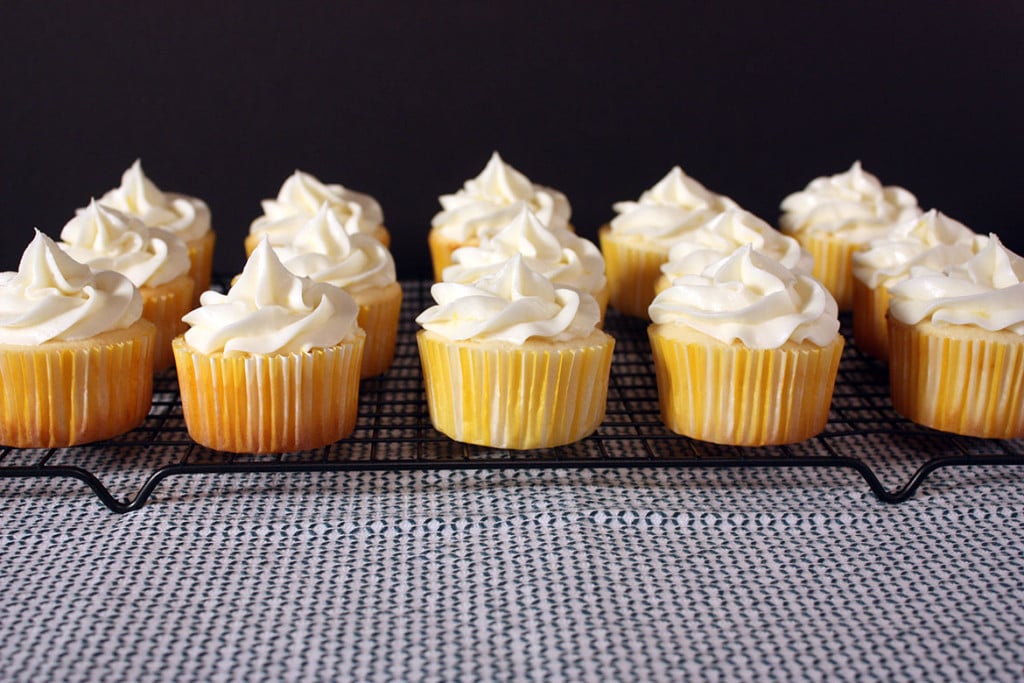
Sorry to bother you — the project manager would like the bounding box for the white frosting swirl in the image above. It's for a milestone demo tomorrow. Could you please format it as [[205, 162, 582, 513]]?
[[780, 161, 920, 243], [249, 170, 385, 246], [609, 166, 739, 245], [272, 203, 397, 292], [59, 199, 191, 288], [182, 239, 360, 355], [852, 209, 984, 288], [431, 152, 572, 241], [95, 159, 211, 242], [649, 245, 840, 348], [0, 230, 142, 344], [660, 208, 813, 283], [442, 204, 606, 294], [887, 234, 1024, 334], [416, 255, 600, 344]]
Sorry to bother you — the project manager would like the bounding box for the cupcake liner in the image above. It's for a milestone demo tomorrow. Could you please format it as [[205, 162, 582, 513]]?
[[888, 317, 1024, 439], [796, 231, 858, 312], [186, 230, 217, 305], [598, 226, 668, 319], [173, 333, 365, 453], [417, 330, 615, 450], [141, 275, 195, 373], [648, 325, 845, 446], [852, 276, 891, 361], [0, 320, 156, 448], [428, 230, 478, 281], [352, 282, 403, 378]]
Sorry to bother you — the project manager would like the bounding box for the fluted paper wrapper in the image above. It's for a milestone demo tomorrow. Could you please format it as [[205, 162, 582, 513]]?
[[186, 230, 216, 305], [0, 320, 156, 447], [888, 316, 1024, 439], [797, 231, 858, 312], [141, 275, 195, 373], [173, 333, 365, 453], [649, 325, 844, 446], [852, 276, 891, 361], [417, 330, 615, 450], [599, 226, 668, 320], [353, 282, 403, 378]]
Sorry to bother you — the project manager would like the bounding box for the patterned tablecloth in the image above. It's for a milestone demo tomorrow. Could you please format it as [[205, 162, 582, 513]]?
[[2, 464, 1024, 682]]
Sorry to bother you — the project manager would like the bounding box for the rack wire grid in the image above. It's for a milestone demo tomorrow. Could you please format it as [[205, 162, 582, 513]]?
[[1, 279, 1022, 512]]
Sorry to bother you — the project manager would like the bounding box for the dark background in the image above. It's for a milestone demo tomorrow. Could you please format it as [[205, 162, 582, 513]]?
[[1, 1, 1021, 280]]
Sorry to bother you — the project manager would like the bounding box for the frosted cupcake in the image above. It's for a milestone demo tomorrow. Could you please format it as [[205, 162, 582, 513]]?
[[887, 235, 1024, 438], [851, 209, 982, 360], [173, 240, 365, 453], [600, 166, 738, 318], [416, 256, 614, 450], [780, 161, 920, 311], [442, 203, 608, 322], [429, 151, 571, 280], [93, 159, 214, 304], [648, 245, 844, 446], [273, 202, 402, 378], [247, 169, 389, 254], [59, 199, 194, 372], [656, 208, 813, 294], [0, 231, 156, 447]]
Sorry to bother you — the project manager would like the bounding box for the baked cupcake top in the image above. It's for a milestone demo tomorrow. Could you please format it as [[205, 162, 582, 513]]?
[[442, 203, 606, 294], [182, 240, 361, 355], [272, 202, 396, 293], [851, 209, 984, 289], [93, 159, 211, 242], [609, 166, 738, 245], [431, 152, 572, 241], [59, 199, 191, 288], [887, 234, 1024, 334], [249, 170, 384, 246], [417, 255, 601, 344], [780, 161, 920, 243], [660, 208, 813, 282], [0, 230, 142, 344], [649, 245, 839, 348]]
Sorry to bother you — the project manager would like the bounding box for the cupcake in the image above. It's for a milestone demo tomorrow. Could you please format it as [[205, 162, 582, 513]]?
[[886, 235, 1024, 438], [59, 199, 194, 372], [0, 231, 156, 447], [429, 151, 572, 280], [273, 202, 402, 378], [648, 245, 844, 446], [93, 159, 214, 304], [416, 256, 614, 450], [656, 208, 813, 294], [247, 170, 389, 254], [851, 209, 982, 360], [600, 166, 737, 318], [780, 161, 921, 311], [442, 203, 609, 322]]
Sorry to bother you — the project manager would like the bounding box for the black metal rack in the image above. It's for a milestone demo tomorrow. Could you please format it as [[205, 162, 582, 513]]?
[[1, 280, 1022, 512]]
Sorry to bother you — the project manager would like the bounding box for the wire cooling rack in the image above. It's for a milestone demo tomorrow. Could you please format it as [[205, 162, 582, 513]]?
[[1, 280, 1022, 512]]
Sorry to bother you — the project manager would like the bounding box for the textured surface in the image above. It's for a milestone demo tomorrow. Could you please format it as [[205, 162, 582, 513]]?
[[2, 465, 1024, 682]]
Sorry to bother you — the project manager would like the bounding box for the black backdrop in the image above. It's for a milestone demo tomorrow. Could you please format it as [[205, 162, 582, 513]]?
[[2, 1, 1022, 279]]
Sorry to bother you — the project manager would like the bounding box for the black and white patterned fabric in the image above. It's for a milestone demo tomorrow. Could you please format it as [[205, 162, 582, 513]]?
[[2, 465, 1024, 682]]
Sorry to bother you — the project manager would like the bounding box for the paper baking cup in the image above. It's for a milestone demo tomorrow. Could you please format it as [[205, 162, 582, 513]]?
[[888, 316, 1024, 439], [186, 230, 216, 305], [648, 325, 845, 446], [852, 276, 891, 361], [141, 275, 195, 373], [598, 226, 668, 319], [173, 333, 365, 453], [0, 320, 156, 448], [352, 282, 403, 378], [796, 231, 858, 312], [417, 330, 615, 450]]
